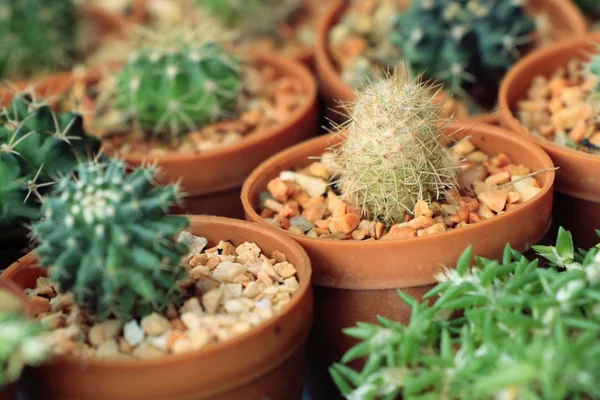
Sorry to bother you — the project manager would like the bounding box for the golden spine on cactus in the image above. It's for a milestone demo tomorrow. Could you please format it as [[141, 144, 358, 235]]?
[[330, 71, 459, 227]]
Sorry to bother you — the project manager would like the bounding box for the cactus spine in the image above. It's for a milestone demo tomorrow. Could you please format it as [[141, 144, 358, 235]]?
[[0, 91, 100, 228], [0, 0, 76, 79], [331, 72, 458, 227], [196, 0, 301, 37], [114, 41, 243, 141], [31, 159, 191, 321], [392, 0, 535, 110]]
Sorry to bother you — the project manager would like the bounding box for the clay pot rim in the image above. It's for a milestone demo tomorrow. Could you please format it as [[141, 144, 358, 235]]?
[[0, 215, 312, 369], [315, 0, 587, 124], [499, 33, 600, 165], [241, 121, 556, 247], [92, 51, 317, 164]]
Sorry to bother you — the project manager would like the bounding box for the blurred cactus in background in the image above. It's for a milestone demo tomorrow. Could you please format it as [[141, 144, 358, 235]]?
[[0, 0, 77, 79], [392, 0, 535, 111], [196, 0, 301, 37], [0, 91, 100, 229]]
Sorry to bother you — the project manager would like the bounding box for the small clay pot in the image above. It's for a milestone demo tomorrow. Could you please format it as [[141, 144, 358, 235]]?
[[499, 33, 600, 249], [1, 216, 313, 400], [315, 0, 587, 126], [241, 122, 555, 399]]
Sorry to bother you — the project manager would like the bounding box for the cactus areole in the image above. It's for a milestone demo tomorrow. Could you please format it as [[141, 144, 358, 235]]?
[[31, 159, 191, 321]]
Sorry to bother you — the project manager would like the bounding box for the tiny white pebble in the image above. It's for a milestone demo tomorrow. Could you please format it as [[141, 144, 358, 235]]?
[[123, 320, 145, 346]]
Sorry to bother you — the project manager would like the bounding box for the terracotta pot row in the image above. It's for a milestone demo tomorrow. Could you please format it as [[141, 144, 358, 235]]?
[[314, 0, 587, 125]]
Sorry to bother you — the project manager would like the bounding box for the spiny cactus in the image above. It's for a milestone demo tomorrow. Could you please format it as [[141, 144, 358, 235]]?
[[31, 158, 191, 321], [0, 313, 51, 388], [196, 0, 300, 37], [0, 0, 76, 79], [0, 91, 100, 229], [392, 0, 535, 111], [330, 72, 458, 227], [113, 41, 243, 141]]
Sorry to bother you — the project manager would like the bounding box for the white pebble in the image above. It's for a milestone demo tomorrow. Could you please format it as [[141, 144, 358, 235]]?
[[123, 320, 145, 346], [255, 298, 272, 309]]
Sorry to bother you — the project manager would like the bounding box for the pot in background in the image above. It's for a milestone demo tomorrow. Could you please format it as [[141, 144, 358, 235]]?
[[499, 34, 600, 248]]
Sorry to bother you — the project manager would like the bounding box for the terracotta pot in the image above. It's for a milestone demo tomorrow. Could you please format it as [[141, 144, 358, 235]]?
[[0, 216, 313, 400], [241, 122, 555, 399], [315, 0, 587, 126], [499, 33, 600, 248]]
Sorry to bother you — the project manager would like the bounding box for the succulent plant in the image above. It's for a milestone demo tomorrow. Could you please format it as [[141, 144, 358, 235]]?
[[196, 0, 301, 37], [0, 91, 100, 229], [0, 312, 51, 388], [31, 158, 191, 321], [392, 0, 536, 111], [113, 41, 243, 141], [330, 72, 458, 227], [330, 227, 600, 399], [0, 0, 77, 79]]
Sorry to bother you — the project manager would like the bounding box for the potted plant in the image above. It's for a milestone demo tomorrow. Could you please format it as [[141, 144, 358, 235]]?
[[131, 0, 330, 69], [40, 24, 318, 219], [1, 157, 313, 399], [0, 90, 100, 270], [330, 227, 600, 399], [0, 0, 132, 86], [0, 280, 53, 400], [315, 0, 587, 125], [499, 33, 600, 249], [241, 72, 556, 399]]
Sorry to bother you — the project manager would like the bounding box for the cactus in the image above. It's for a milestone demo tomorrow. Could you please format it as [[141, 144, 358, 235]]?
[[331, 72, 458, 227], [31, 158, 191, 321], [392, 0, 535, 110], [0, 313, 51, 388], [196, 0, 300, 37], [113, 41, 243, 141], [0, 0, 76, 79], [0, 91, 100, 229]]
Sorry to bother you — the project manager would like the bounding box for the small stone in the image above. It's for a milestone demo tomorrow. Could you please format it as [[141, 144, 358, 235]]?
[[132, 341, 166, 359], [255, 298, 273, 309], [381, 225, 417, 240], [243, 281, 262, 298], [478, 203, 495, 219], [88, 320, 122, 346], [224, 299, 249, 314], [478, 190, 508, 213], [507, 192, 521, 203], [217, 241, 237, 256], [123, 320, 145, 346], [202, 289, 223, 314], [452, 139, 476, 156], [417, 223, 447, 237], [267, 177, 289, 202], [485, 171, 510, 186], [39, 312, 64, 330], [119, 338, 133, 354], [257, 270, 274, 286], [172, 338, 192, 355], [150, 332, 169, 351], [212, 261, 244, 282], [195, 274, 221, 297], [181, 312, 202, 330], [96, 340, 122, 359], [413, 200, 433, 217], [188, 328, 212, 350], [190, 265, 210, 280], [141, 313, 171, 336], [279, 171, 327, 198], [31, 296, 50, 316], [180, 297, 203, 314], [290, 215, 314, 232], [520, 186, 542, 202], [407, 216, 435, 230], [274, 262, 297, 279]]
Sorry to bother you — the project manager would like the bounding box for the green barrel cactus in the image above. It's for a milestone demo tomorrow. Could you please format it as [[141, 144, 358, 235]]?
[[0, 92, 100, 228], [31, 158, 191, 321], [0, 313, 51, 388], [0, 0, 76, 79], [196, 0, 300, 37], [331, 73, 458, 227], [392, 0, 536, 110], [114, 41, 243, 141]]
